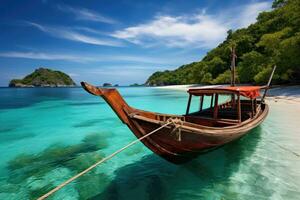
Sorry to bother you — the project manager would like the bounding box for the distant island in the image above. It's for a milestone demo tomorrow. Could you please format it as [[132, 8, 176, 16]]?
[[102, 83, 119, 87], [129, 83, 144, 87], [146, 0, 300, 86], [103, 83, 112, 87], [9, 68, 76, 87]]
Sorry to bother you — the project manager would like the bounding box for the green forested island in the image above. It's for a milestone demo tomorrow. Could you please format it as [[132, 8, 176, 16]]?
[[146, 0, 300, 86], [9, 68, 76, 87]]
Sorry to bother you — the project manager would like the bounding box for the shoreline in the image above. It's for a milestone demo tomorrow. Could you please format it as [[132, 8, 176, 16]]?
[[2, 84, 300, 104], [156, 84, 300, 104]]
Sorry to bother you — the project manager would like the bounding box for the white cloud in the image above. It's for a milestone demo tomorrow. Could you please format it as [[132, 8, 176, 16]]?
[[0, 51, 79, 61], [238, 2, 272, 27], [57, 5, 117, 24], [0, 51, 194, 65], [112, 15, 227, 48], [26, 22, 123, 47], [112, 2, 272, 48], [68, 73, 79, 77]]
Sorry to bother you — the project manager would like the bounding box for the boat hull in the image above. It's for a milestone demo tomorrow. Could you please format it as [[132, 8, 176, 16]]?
[[80, 82, 269, 164], [126, 104, 268, 163]]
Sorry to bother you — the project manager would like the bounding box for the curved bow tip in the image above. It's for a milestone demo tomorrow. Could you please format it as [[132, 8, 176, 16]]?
[[81, 82, 103, 96]]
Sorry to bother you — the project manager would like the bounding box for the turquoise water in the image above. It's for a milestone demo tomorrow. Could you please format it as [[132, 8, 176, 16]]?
[[0, 87, 299, 200]]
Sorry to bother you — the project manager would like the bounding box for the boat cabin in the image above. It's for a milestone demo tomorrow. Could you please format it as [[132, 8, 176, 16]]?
[[184, 86, 265, 127]]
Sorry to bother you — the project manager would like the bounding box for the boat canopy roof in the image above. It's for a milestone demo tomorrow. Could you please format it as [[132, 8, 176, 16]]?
[[188, 86, 266, 99]]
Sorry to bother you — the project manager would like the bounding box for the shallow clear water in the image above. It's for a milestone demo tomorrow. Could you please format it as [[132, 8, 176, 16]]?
[[0, 87, 299, 200]]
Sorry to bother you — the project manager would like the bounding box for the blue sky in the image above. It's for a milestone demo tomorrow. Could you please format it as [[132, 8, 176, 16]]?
[[0, 0, 272, 86]]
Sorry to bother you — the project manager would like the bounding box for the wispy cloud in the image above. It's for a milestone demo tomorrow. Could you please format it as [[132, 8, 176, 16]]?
[[0, 51, 79, 61], [112, 2, 272, 48], [26, 22, 123, 47], [0, 51, 194, 65], [57, 4, 117, 24], [73, 26, 106, 35]]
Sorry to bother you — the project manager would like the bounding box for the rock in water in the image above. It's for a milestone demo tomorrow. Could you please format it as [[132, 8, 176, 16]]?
[[9, 68, 76, 87]]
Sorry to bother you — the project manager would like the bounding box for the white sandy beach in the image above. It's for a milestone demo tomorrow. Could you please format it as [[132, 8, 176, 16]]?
[[156, 84, 300, 107], [155, 84, 223, 91]]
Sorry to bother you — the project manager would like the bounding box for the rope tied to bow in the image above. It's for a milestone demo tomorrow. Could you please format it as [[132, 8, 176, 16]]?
[[168, 118, 184, 141]]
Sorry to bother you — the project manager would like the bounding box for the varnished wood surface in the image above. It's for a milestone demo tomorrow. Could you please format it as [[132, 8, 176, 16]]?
[[81, 82, 269, 163]]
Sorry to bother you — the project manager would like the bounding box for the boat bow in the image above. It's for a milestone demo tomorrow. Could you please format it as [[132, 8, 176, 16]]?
[[81, 82, 104, 96], [81, 82, 132, 124]]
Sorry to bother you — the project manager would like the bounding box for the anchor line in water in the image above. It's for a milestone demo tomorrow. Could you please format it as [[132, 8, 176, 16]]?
[[38, 119, 179, 200]]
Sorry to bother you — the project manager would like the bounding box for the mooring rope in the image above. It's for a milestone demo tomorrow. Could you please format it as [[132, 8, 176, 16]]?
[[169, 118, 184, 141], [38, 119, 176, 200]]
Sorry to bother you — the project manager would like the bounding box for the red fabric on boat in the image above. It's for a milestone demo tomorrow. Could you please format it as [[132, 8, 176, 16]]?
[[223, 86, 262, 99], [188, 86, 263, 99]]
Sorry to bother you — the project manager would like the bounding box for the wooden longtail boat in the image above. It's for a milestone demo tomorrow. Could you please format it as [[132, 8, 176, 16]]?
[[81, 48, 275, 163], [81, 82, 272, 163]]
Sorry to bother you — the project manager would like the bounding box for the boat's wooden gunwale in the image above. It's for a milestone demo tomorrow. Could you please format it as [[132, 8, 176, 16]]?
[[130, 104, 268, 136], [132, 102, 265, 129]]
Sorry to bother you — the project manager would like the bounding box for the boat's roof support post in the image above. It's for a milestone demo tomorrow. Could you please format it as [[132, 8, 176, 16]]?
[[200, 95, 204, 111], [261, 65, 276, 103], [254, 98, 257, 115], [251, 98, 254, 118], [237, 93, 241, 123], [210, 94, 214, 109], [231, 94, 235, 108], [186, 94, 192, 115], [213, 94, 219, 119]]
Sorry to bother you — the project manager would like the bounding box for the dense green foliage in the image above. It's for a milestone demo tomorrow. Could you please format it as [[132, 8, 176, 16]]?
[[146, 0, 300, 85], [9, 68, 76, 87]]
